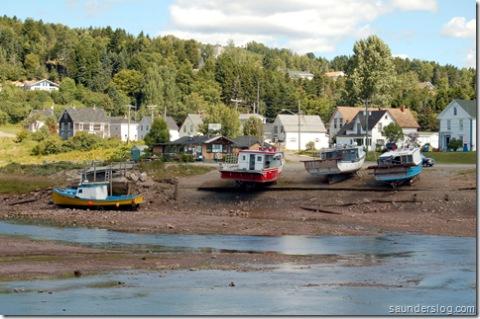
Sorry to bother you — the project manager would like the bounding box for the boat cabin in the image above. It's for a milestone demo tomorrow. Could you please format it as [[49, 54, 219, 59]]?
[[378, 149, 421, 166], [319, 147, 363, 161], [237, 150, 283, 172], [76, 182, 109, 200]]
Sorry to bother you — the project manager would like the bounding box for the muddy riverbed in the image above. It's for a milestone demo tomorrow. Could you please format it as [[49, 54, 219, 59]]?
[[0, 220, 475, 315]]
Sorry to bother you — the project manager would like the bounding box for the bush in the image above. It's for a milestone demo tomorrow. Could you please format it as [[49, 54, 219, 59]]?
[[0, 110, 8, 125], [30, 127, 49, 142], [15, 129, 30, 143], [179, 153, 194, 162], [31, 136, 65, 155], [107, 144, 131, 162], [448, 138, 463, 151], [63, 131, 102, 151], [305, 141, 316, 151]]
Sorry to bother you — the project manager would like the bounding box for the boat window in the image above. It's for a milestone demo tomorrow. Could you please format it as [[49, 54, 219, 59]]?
[[242, 155, 246, 161], [78, 189, 83, 194], [257, 156, 262, 162]]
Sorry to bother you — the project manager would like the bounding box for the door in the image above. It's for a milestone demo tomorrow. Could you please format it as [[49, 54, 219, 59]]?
[[445, 135, 450, 150], [249, 154, 255, 170]]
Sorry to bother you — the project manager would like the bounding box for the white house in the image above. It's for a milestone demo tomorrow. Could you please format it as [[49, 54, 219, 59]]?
[[287, 70, 314, 80], [23, 79, 59, 91], [179, 114, 204, 137], [138, 116, 179, 142], [109, 117, 138, 142], [335, 110, 396, 148], [26, 108, 55, 132], [328, 106, 362, 141], [272, 114, 329, 150], [437, 99, 476, 151]]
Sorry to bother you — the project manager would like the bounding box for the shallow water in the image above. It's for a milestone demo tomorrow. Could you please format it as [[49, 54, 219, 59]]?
[[0, 221, 476, 315]]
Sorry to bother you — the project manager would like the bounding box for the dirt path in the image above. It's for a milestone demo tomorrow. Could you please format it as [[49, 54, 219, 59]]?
[[0, 131, 15, 138]]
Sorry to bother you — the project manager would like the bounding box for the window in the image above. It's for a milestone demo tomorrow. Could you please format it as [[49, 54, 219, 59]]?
[[334, 118, 337, 129], [447, 119, 451, 130], [378, 123, 382, 132], [93, 124, 101, 131], [211, 144, 223, 153], [459, 135, 463, 142], [273, 126, 278, 134], [459, 119, 464, 130], [454, 107, 457, 116], [242, 155, 246, 161], [82, 123, 89, 131], [257, 156, 262, 162]]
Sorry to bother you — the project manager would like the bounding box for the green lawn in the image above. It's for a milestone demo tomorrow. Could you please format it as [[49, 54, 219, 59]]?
[[424, 151, 476, 164]]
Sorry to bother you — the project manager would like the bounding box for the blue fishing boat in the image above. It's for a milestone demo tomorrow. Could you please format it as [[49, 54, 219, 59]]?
[[368, 148, 423, 187]]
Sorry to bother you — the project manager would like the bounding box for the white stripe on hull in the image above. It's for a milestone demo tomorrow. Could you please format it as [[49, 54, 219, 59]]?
[[305, 156, 365, 177]]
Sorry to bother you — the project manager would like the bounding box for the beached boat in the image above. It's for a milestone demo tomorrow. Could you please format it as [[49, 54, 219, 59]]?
[[52, 181, 144, 209], [219, 148, 284, 185], [303, 146, 366, 181], [368, 147, 423, 187]]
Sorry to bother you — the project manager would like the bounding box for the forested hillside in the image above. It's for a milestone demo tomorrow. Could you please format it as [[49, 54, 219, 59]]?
[[0, 16, 476, 131]]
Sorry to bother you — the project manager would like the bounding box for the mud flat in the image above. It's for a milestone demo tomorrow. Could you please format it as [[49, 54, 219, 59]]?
[[0, 160, 475, 237]]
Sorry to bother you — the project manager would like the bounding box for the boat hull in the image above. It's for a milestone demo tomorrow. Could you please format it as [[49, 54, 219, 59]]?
[[220, 168, 280, 183], [304, 156, 365, 177], [373, 164, 422, 184], [52, 189, 144, 208]]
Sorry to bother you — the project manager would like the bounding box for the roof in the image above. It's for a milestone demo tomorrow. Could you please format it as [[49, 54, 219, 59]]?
[[232, 136, 263, 148], [324, 71, 345, 78], [239, 113, 265, 121], [165, 116, 179, 131], [454, 99, 477, 118], [287, 70, 314, 78], [29, 108, 54, 119], [109, 116, 131, 124], [169, 135, 210, 145], [24, 79, 59, 87], [276, 114, 326, 133], [333, 106, 362, 123], [63, 107, 108, 123], [186, 114, 203, 127], [336, 110, 388, 136], [387, 107, 420, 128]]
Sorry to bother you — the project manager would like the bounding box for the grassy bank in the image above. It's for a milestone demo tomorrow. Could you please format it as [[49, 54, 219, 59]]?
[[0, 175, 55, 193], [424, 151, 476, 164], [140, 161, 215, 181]]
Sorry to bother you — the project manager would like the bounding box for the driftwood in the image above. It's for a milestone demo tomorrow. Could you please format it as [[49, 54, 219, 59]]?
[[9, 197, 39, 206], [299, 206, 342, 215], [326, 198, 421, 207]]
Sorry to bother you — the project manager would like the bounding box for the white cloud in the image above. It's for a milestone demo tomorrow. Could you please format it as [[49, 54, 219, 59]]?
[[442, 17, 476, 38], [160, 0, 438, 54], [390, 0, 437, 12], [466, 47, 476, 68]]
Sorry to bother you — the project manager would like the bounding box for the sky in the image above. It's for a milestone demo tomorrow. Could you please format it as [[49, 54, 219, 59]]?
[[0, 0, 476, 68]]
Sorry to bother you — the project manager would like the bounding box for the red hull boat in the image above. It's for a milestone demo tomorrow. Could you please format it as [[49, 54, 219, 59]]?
[[219, 148, 284, 184]]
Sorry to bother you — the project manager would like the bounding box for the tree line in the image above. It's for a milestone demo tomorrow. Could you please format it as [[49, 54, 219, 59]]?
[[0, 15, 476, 133]]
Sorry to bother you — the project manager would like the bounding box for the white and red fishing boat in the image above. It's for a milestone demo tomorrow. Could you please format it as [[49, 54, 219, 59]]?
[[219, 148, 284, 185]]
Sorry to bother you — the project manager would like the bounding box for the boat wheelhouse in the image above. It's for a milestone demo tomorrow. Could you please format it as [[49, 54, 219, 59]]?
[[303, 145, 365, 180], [219, 148, 284, 184], [368, 147, 423, 187]]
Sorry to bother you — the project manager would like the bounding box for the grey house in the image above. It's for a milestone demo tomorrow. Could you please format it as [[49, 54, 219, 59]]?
[[59, 107, 109, 140]]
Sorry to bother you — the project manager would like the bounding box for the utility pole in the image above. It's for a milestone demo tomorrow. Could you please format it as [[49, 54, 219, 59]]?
[[147, 104, 157, 120], [364, 98, 369, 152], [256, 79, 260, 114], [297, 100, 302, 152], [230, 98, 243, 111]]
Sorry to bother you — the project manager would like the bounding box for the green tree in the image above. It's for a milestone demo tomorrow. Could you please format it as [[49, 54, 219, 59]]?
[[242, 116, 264, 138], [382, 123, 404, 143], [144, 117, 169, 147], [447, 138, 463, 151], [112, 69, 144, 104], [201, 104, 241, 138], [346, 35, 396, 106]]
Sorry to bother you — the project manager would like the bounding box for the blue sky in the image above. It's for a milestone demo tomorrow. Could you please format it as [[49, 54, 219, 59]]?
[[0, 0, 476, 68]]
